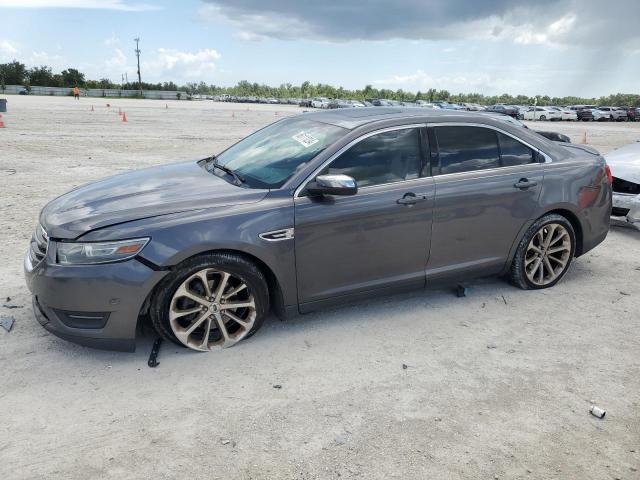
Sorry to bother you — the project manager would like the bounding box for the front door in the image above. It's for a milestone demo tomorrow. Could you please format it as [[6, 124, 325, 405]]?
[[294, 126, 435, 308]]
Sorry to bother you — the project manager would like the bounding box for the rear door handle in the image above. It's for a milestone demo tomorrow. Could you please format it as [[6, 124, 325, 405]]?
[[397, 193, 427, 205], [514, 178, 538, 189]]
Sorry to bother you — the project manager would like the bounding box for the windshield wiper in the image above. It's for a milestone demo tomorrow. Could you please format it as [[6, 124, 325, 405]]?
[[208, 155, 245, 186]]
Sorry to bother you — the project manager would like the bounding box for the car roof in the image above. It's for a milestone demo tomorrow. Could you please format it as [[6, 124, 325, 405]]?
[[301, 107, 478, 129]]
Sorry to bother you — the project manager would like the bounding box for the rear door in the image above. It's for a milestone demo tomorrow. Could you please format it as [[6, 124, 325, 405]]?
[[426, 124, 544, 282], [294, 125, 435, 308]]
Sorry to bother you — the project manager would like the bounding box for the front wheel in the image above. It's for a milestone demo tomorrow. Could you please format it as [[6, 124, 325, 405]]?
[[150, 253, 269, 351], [539, 115, 546, 121], [510, 214, 576, 290]]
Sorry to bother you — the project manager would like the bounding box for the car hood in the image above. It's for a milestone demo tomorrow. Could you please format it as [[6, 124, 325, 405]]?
[[41, 160, 269, 239], [605, 141, 640, 184]]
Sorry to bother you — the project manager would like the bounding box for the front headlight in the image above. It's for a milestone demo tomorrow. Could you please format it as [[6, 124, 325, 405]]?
[[56, 238, 150, 265]]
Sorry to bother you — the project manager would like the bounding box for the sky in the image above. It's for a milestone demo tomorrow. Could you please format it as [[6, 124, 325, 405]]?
[[1, 0, 639, 97]]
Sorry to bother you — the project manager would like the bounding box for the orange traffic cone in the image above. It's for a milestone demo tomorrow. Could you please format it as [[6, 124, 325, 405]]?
[[122, 112, 128, 122], [0, 114, 5, 128], [580, 132, 587, 144]]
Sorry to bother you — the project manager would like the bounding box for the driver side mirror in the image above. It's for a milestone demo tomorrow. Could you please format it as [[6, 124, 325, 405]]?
[[306, 174, 358, 196]]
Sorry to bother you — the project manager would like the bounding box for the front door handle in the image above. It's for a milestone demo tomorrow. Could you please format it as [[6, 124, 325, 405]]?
[[397, 193, 427, 205], [514, 178, 538, 189]]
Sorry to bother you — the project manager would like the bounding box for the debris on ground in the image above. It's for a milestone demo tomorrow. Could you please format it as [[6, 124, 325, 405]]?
[[220, 439, 231, 445], [334, 435, 348, 445], [456, 285, 468, 297], [590, 405, 606, 418], [402, 363, 408, 369], [273, 384, 282, 389], [619, 291, 630, 296], [487, 344, 497, 349], [147, 337, 163, 368], [501, 295, 508, 305], [0, 315, 15, 332], [2, 304, 23, 309]]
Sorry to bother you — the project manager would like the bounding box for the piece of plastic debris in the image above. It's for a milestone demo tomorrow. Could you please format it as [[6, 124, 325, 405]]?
[[0, 316, 15, 332], [590, 405, 606, 418]]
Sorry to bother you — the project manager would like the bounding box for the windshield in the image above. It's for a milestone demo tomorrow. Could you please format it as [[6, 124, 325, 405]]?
[[213, 117, 347, 189]]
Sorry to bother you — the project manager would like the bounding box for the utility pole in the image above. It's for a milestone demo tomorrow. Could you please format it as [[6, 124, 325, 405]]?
[[134, 37, 142, 96]]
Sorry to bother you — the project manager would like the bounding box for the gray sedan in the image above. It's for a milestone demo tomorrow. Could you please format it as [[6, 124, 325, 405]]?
[[25, 108, 612, 352]]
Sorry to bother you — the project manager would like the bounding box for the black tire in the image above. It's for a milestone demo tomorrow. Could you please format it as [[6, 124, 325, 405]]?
[[150, 252, 270, 349], [539, 115, 546, 121], [510, 213, 576, 290]]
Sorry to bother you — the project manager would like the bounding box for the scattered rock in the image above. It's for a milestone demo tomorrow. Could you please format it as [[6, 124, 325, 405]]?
[[0, 316, 15, 332], [220, 439, 230, 445], [434, 417, 442, 422], [507, 349, 516, 354], [402, 363, 408, 370], [334, 435, 347, 445], [619, 291, 630, 296], [273, 384, 282, 389], [487, 344, 497, 349]]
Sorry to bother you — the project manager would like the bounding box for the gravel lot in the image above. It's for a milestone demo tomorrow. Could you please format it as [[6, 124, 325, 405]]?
[[1, 96, 639, 480]]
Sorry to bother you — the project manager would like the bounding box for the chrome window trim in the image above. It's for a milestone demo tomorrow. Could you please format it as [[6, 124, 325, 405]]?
[[429, 122, 553, 165], [294, 123, 427, 198], [259, 228, 295, 241]]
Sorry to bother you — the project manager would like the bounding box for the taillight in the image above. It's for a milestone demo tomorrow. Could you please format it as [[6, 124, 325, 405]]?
[[604, 164, 613, 185]]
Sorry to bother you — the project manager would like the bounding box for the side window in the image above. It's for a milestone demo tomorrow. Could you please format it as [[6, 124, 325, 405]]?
[[434, 126, 500, 175], [322, 128, 422, 188], [497, 132, 535, 167]]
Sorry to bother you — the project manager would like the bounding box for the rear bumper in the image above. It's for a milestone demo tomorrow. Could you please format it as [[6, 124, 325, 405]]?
[[25, 253, 168, 351]]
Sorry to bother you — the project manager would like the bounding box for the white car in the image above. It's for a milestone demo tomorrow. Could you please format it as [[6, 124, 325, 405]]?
[[605, 142, 640, 229], [591, 109, 610, 122], [550, 106, 578, 121], [311, 97, 330, 109], [523, 107, 563, 121]]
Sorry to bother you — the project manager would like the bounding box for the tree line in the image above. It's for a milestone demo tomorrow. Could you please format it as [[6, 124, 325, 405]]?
[[2, 60, 639, 107]]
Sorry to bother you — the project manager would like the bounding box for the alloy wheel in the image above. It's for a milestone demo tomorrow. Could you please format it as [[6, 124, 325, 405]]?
[[168, 268, 256, 351], [524, 223, 572, 286]]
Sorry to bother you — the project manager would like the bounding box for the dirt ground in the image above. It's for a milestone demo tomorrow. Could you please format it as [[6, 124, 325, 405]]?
[[1, 96, 639, 480]]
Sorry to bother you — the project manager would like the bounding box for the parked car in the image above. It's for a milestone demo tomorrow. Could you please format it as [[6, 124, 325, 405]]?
[[25, 109, 612, 352], [299, 98, 313, 108], [523, 107, 563, 121], [311, 97, 330, 109], [18, 87, 29, 95], [485, 104, 519, 118], [346, 100, 366, 108], [591, 108, 612, 122], [327, 99, 351, 109], [605, 141, 640, 229], [549, 106, 578, 121], [570, 105, 595, 121], [597, 106, 628, 121], [479, 112, 571, 143]]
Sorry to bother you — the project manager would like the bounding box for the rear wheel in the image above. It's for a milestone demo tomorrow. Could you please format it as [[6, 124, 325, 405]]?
[[539, 115, 547, 121], [510, 214, 576, 290], [150, 253, 269, 351]]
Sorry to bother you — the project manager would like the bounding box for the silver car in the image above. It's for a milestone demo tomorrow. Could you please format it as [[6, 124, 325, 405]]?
[[25, 108, 612, 352], [606, 141, 640, 228]]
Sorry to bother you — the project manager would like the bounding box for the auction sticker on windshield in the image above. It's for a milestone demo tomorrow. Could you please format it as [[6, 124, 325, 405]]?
[[292, 131, 319, 148]]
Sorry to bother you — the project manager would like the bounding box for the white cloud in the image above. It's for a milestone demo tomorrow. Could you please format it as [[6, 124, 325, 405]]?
[[373, 69, 528, 95], [105, 48, 127, 70], [104, 33, 121, 47], [0, 39, 18, 61], [145, 48, 221, 80], [0, 0, 160, 11]]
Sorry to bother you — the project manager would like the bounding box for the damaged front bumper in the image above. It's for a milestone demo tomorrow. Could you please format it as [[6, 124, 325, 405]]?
[[611, 192, 640, 230]]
